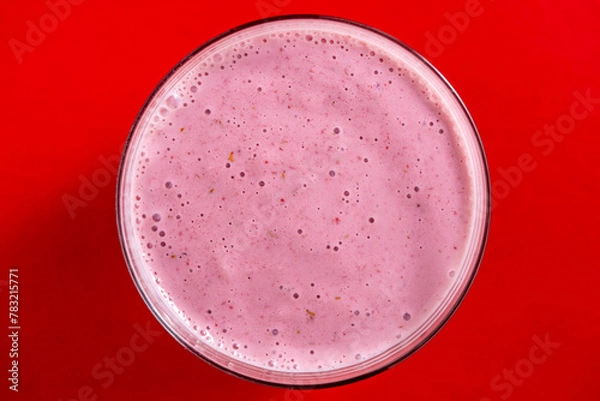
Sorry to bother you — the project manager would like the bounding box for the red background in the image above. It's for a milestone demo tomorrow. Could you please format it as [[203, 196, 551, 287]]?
[[2, 0, 599, 400]]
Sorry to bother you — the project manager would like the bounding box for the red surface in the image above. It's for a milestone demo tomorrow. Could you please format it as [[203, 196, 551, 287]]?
[[2, 0, 599, 400]]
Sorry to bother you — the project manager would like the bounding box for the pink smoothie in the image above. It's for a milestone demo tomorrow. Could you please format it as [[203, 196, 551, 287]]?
[[119, 18, 488, 379]]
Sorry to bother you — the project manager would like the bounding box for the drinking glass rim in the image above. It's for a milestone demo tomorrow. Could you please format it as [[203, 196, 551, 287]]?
[[116, 14, 491, 388]]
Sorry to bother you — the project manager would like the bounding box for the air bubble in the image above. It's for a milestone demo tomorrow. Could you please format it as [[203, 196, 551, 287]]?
[[166, 95, 180, 109]]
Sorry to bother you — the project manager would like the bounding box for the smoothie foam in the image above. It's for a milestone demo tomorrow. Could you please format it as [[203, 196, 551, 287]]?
[[119, 17, 488, 384]]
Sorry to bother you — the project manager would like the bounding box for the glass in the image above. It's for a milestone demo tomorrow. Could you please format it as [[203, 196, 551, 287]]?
[[117, 15, 490, 388]]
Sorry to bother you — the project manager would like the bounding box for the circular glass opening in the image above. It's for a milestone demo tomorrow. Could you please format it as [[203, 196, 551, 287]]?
[[117, 15, 490, 388]]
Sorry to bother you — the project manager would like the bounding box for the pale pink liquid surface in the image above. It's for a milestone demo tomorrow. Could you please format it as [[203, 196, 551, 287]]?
[[121, 19, 482, 374]]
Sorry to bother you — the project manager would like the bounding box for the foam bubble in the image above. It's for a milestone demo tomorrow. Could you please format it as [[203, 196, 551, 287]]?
[[166, 95, 180, 109]]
